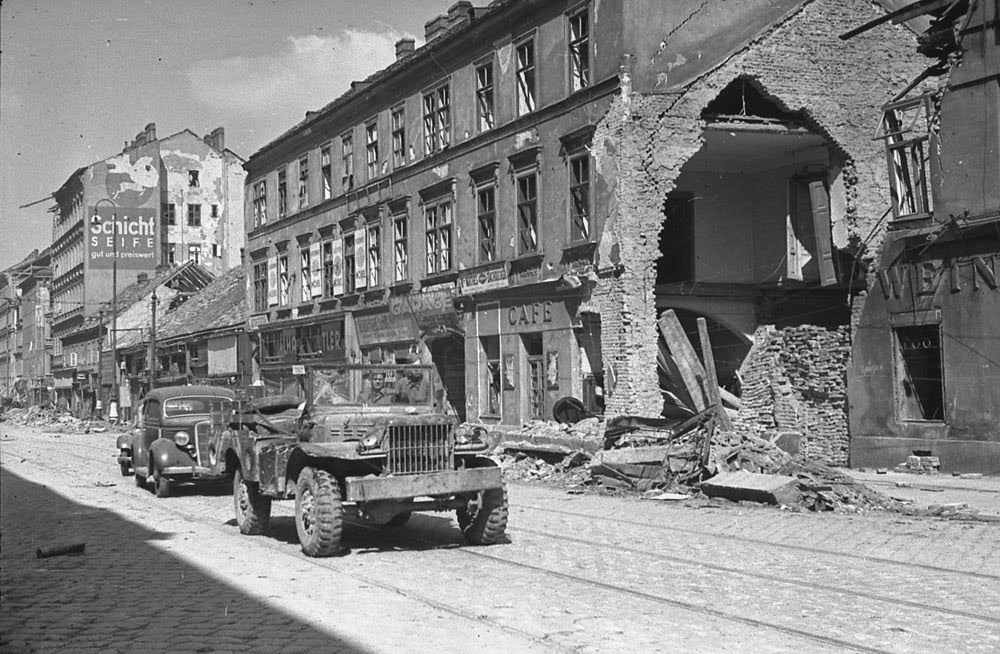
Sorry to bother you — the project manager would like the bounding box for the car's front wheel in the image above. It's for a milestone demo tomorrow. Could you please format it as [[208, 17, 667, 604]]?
[[457, 485, 508, 545], [295, 467, 343, 557], [234, 468, 271, 535]]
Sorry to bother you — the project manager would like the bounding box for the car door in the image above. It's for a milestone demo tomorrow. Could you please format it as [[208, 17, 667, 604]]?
[[132, 397, 161, 474]]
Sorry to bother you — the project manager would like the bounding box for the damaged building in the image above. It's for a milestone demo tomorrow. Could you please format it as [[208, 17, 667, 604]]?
[[846, 0, 1000, 474], [242, 0, 923, 456]]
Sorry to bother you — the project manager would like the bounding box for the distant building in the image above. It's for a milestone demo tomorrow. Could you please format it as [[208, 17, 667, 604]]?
[[242, 0, 922, 449], [1, 249, 52, 406]]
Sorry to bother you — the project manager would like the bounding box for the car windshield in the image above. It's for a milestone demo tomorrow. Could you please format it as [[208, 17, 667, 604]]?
[[312, 365, 433, 407], [163, 396, 227, 417]]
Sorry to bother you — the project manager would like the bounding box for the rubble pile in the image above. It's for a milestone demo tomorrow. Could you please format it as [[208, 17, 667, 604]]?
[[774, 456, 906, 512], [1, 406, 116, 434]]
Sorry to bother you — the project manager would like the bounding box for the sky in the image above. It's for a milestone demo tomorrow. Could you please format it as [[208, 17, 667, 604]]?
[[0, 0, 453, 270]]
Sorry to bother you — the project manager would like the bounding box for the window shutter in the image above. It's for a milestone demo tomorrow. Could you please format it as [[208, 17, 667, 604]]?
[[809, 181, 837, 286], [309, 242, 322, 298], [267, 256, 278, 306]]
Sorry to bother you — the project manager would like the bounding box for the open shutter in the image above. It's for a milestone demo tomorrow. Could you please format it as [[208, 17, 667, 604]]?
[[809, 181, 837, 286], [354, 227, 367, 290], [266, 256, 278, 306], [309, 242, 322, 298]]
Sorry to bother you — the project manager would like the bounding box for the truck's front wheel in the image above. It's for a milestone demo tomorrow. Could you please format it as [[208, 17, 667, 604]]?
[[234, 468, 271, 535], [457, 485, 508, 545], [295, 467, 343, 557]]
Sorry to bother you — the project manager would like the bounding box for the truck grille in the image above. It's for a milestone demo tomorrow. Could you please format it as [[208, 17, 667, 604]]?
[[385, 423, 453, 475], [194, 421, 212, 466]]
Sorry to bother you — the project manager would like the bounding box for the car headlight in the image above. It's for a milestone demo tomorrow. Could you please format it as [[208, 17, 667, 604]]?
[[174, 431, 191, 446]]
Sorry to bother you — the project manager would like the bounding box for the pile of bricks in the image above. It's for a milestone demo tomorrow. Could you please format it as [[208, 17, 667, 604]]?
[[1, 406, 114, 434]]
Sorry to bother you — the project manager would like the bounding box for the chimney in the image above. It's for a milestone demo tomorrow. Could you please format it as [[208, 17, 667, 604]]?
[[144, 122, 156, 143], [137, 272, 149, 285], [395, 37, 415, 60], [424, 14, 450, 42], [447, 1, 474, 27], [207, 126, 225, 151]]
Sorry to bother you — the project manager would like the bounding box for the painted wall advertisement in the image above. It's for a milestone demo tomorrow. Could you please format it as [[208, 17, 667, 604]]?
[[88, 206, 157, 270]]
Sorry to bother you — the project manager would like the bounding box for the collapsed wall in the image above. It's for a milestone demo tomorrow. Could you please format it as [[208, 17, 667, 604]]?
[[734, 325, 852, 466]]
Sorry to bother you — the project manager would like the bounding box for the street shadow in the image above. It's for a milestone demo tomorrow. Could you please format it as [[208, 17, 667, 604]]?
[[0, 466, 374, 654]]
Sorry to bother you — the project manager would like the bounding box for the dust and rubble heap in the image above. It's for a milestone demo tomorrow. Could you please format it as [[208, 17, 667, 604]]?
[[489, 416, 905, 514], [1, 406, 124, 434]]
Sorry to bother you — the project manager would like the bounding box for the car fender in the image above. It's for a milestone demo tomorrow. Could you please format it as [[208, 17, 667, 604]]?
[[470, 454, 502, 469], [116, 432, 132, 452], [148, 438, 184, 475]]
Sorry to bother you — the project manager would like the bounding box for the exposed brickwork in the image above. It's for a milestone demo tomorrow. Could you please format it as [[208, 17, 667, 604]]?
[[734, 324, 852, 466]]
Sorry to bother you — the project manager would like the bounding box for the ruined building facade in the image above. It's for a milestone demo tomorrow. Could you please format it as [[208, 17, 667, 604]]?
[[243, 0, 922, 453]]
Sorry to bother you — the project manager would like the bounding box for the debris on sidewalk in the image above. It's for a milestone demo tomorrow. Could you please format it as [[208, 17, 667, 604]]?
[[2, 406, 128, 434]]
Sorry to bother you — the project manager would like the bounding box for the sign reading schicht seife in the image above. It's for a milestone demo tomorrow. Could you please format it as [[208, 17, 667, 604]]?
[[88, 206, 157, 270]]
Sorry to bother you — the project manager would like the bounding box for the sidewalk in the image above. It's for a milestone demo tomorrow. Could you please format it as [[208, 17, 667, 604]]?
[[843, 469, 1000, 518]]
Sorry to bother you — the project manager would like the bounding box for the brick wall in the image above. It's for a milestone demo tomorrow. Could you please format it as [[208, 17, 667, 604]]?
[[734, 324, 852, 465]]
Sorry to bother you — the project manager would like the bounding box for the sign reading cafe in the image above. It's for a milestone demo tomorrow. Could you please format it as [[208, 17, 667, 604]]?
[[89, 206, 157, 270]]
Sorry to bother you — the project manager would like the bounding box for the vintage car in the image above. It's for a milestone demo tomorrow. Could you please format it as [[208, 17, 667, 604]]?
[[211, 364, 508, 557], [117, 385, 236, 497]]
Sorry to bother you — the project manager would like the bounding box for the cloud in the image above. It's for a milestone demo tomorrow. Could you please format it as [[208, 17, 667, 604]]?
[[188, 29, 409, 117]]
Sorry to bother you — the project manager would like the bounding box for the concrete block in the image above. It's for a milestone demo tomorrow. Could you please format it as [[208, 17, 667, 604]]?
[[700, 470, 802, 506], [592, 446, 669, 466], [773, 431, 802, 455]]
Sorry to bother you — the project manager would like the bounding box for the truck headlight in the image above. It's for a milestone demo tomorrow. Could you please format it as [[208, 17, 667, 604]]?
[[360, 434, 380, 449], [174, 431, 191, 446]]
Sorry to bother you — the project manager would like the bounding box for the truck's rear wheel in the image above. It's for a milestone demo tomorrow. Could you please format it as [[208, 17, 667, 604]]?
[[295, 467, 343, 557], [457, 485, 508, 545], [234, 468, 271, 535]]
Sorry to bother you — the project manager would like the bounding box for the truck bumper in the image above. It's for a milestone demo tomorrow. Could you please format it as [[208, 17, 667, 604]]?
[[345, 467, 503, 502]]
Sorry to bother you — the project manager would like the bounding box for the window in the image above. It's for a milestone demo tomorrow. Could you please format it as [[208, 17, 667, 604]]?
[[881, 95, 933, 220], [163, 203, 176, 226], [569, 11, 590, 91], [321, 147, 332, 200], [188, 244, 201, 264], [787, 177, 836, 286], [367, 224, 381, 287], [477, 186, 497, 262], [300, 247, 312, 302], [476, 62, 495, 131], [365, 121, 380, 180], [322, 241, 335, 297], [166, 243, 176, 265], [341, 134, 354, 191], [523, 333, 545, 419], [278, 255, 290, 305], [569, 154, 591, 241], [481, 336, 501, 416], [515, 40, 536, 115], [188, 170, 199, 187], [424, 200, 453, 274], [298, 155, 309, 208], [393, 212, 409, 282], [278, 171, 288, 218], [211, 204, 219, 218], [423, 84, 451, 154], [187, 203, 201, 227], [343, 234, 356, 293], [391, 106, 406, 168], [894, 323, 944, 421], [253, 261, 268, 312], [517, 172, 538, 254], [252, 180, 267, 227], [212, 243, 219, 258]]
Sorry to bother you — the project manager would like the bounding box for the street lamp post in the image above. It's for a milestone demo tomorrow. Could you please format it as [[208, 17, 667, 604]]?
[[91, 198, 119, 421]]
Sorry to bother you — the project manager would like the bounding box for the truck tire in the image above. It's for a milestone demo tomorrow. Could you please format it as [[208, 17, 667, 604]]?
[[154, 473, 171, 498], [134, 471, 146, 488], [295, 467, 343, 557], [457, 485, 508, 545], [233, 468, 271, 535]]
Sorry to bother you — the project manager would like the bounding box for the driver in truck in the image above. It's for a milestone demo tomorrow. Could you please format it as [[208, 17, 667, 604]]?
[[358, 372, 394, 405]]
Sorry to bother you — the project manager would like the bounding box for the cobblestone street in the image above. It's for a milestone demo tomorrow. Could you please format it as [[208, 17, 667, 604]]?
[[2, 424, 999, 653]]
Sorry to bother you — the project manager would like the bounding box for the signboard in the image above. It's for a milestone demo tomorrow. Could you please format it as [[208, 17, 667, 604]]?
[[459, 262, 509, 295], [292, 364, 306, 375], [332, 238, 344, 296], [354, 313, 419, 346], [267, 257, 278, 306], [88, 206, 157, 270], [389, 286, 461, 336], [354, 228, 367, 290], [309, 242, 323, 298]]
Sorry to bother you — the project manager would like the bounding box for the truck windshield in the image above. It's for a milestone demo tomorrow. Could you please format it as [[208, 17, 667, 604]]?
[[312, 366, 433, 407]]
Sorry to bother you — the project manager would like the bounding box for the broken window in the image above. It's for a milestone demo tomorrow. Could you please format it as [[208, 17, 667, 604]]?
[[298, 155, 309, 208], [787, 177, 836, 285], [523, 333, 544, 419], [517, 172, 538, 254], [188, 170, 199, 187], [278, 254, 290, 305], [341, 134, 354, 192], [321, 147, 332, 200], [391, 106, 406, 168], [476, 62, 495, 132], [211, 204, 219, 218], [367, 223, 381, 288], [278, 171, 288, 218], [423, 84, 451, 154], [322, 241, 335, 297], [252, 180, 267, 227], [569, 154, 590, 242], [166, 243, 176, 265], [881, 94, 934, 220], [894, 323, 944, 421], [188, 244, 201, 265], [300, 247, 312, 302], [516, 40, 536, 116], [393, 212, 409, 282], [365, 121, 380, 180], [481, 335, 501, 416], [424, 200, 453, 274], [569, 11, 590, 91], [343, 234, 356, 294], [477, 185, 496, 262]]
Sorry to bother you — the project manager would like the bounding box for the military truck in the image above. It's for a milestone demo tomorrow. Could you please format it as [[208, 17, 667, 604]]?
[[213, 364, 507, 557]]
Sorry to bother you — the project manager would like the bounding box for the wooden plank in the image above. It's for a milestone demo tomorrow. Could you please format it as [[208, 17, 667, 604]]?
[[809, 180, 838, 286], [657, 310, 707, 411], [697, 318, 733, 431]]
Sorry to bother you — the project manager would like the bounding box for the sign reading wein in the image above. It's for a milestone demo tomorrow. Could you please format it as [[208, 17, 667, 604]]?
[[89, 206, 157, 270]]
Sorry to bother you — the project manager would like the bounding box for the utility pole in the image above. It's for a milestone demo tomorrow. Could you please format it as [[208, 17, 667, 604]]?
[[148, 289, 157, 390], [97, 308, 105, 417]]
